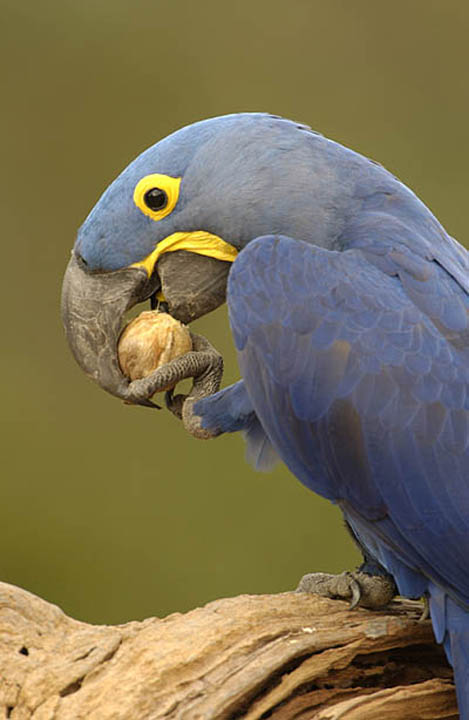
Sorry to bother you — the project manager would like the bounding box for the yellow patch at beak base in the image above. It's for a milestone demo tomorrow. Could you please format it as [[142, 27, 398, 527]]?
[[130, 231, 238, 279]]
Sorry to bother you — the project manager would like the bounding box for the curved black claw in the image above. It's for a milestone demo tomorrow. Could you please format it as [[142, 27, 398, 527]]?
[[347, 573, 362, 610], [165, 389, 186, 420], [296, 570, 396, 610]]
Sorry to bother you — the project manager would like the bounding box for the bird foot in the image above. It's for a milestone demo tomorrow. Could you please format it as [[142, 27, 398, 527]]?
[[296, 570, 396, 610], [125, 331, 223, 423], [163, 332, 223, 439]]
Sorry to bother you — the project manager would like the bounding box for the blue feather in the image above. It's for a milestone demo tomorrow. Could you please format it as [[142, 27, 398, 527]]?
[[225, 232, 469, 715], [194, 381, 279, 471]]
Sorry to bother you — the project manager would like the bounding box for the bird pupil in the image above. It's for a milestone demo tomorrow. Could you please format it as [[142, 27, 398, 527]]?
[[144, 188, 167, 211]]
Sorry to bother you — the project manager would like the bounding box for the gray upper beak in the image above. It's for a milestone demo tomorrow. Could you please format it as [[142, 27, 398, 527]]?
[[61, 252, 158, 405]]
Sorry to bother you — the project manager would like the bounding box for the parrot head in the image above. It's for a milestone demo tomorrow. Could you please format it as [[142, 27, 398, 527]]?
[[61, 112, 369, 404]]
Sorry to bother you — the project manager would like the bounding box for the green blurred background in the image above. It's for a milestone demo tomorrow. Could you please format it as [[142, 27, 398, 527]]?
[[1, 0, 468, 624]]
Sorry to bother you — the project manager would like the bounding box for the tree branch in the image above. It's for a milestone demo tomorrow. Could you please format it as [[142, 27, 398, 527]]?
[[0, 582, 458, 719]]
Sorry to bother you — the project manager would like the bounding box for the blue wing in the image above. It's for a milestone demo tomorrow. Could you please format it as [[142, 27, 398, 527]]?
[[193, 192, 469, 715], [224, 231, 469, 613]]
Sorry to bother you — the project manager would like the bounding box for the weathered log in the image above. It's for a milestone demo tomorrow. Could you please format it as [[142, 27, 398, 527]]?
[[0, 581, 458, 719]]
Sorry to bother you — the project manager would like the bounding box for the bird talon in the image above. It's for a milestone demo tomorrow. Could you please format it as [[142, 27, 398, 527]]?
[[165, 389, 186, 419], [347, 574, 362, 610], [419, 595, 430, 623]]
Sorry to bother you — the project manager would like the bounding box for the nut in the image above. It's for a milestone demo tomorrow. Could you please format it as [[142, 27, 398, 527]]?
[[118, 310, 192, 383]]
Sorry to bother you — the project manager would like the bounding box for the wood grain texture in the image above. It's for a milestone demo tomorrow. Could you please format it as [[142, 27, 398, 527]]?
[[0, 582, 458, 719]]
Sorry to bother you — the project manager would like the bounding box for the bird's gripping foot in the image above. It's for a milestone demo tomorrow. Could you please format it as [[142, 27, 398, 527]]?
[[296, 570, 397, 610], [125, 331, 224, 439]]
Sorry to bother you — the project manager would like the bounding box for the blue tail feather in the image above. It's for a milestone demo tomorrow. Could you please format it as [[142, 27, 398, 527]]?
[[449, 620, 469, 719], [429, 584, 447, 645], [430, 586, 469, 717], [244, 416, 279, 472], [195, 380, 279, 471]]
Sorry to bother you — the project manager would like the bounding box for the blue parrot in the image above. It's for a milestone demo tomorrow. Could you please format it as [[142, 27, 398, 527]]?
[[62, 113, 469, 716]]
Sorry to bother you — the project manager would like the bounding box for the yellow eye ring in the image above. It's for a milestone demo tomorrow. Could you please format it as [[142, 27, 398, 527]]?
[[133, 174, 181, 221]]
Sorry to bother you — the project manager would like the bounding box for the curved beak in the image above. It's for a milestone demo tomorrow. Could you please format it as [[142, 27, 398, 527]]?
[[61, 252, 159, 405], [61, 250, 231, 405]]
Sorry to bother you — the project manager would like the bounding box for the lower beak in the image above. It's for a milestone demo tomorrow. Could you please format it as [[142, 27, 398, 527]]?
[[61, 250, 231, 404], [156, 250, 231, 324]]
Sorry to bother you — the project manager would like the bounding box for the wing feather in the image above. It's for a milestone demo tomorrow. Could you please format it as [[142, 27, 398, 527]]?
[[227, 234, 469, 605]]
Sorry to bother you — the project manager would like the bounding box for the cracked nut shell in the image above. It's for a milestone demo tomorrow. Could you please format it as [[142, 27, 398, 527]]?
[[118, 310, 192, 383]]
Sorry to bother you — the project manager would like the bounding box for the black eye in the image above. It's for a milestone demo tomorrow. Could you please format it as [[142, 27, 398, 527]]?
[[144, 187, 168, 211]]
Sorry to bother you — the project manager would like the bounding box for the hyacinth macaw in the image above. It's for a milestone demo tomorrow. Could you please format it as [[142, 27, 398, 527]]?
[[61, 114, 469, 715]]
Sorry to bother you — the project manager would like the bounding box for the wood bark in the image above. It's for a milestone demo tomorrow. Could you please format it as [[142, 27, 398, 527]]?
[[0, 581, 458, 719]]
